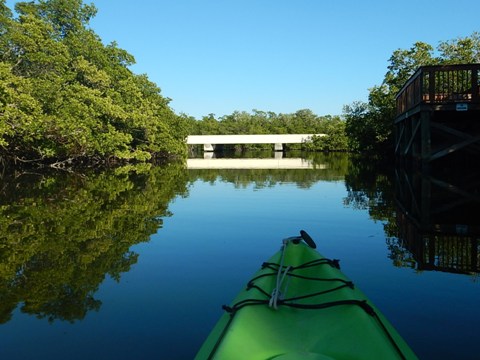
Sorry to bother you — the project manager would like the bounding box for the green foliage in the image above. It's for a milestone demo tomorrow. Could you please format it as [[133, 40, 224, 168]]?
[[303, 119, 348, 152], [0, 162, 188, 323], [344, 32, 480, 155], [384, 42, 436, 90], [344, 100, 393, 153], [438, 32, 480, 64], [0, 62, 43, 148], [0, 0, 187, 165], [189, 109, 348, 152]]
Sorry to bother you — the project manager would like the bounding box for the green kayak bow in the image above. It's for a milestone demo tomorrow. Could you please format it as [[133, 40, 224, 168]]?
[[195, 231, 417, 360]]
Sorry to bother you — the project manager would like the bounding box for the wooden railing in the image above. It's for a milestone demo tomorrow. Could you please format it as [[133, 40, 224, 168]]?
[[396, 64, 480, 115]]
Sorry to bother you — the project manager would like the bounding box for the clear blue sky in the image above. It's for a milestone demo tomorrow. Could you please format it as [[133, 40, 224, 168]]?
[[6, 0, 479, 119]]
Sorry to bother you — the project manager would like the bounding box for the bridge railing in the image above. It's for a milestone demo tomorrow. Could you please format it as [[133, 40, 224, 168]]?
[[396, 64, 480, 115]]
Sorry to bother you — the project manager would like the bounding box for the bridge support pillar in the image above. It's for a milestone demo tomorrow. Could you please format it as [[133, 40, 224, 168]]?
[[274, 143, 284, 152], [204, 144, 215, 152]]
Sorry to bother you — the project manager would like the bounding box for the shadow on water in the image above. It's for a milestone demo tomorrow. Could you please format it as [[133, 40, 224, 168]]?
[[0, 163, 189, 324]]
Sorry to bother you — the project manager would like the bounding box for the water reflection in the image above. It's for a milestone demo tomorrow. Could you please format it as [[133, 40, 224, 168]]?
[[343, 157, 397, 228], [188, 152, 348, 189], [187, 157, 322, 169], [342, 157, 480, 276], [1, 152, 478, 331], [0, 163, 189, 324], [393, 167, 480, 274]]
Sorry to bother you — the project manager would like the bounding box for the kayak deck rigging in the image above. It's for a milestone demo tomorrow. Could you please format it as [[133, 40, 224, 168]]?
[[196, 231, 418, 360]]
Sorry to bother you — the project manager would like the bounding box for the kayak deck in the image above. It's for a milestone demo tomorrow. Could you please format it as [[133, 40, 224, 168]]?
[[195, 234, 417, 360]]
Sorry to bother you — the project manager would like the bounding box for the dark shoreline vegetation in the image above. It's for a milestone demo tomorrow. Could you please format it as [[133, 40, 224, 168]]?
[[1, 0, 479, 169]]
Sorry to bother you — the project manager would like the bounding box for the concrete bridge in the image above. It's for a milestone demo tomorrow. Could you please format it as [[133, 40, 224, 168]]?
[[186, 134, 325, 152]]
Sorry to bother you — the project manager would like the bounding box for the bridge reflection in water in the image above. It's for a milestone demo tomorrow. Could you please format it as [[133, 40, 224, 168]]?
[[394, 167, 480, 274], [187, 153, 326, 170]]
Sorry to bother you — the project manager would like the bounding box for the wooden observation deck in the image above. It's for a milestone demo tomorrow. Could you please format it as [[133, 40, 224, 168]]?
[[395, 64, 480, 164]]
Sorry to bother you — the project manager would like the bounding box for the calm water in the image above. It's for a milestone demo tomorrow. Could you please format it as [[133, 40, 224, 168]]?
[[0, 153, 479, 359]]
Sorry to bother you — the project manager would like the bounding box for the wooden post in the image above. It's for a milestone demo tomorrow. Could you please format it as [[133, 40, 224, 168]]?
[[428, 70, 435, 103], [403, 117, 410, 157], [420, 111, 431, 168], [411, 115, 421, 159]]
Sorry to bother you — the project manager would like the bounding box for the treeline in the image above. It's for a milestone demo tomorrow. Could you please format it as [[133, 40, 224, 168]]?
[[0, 0, 188, 166], [186, 33, 480, 155], [185, 109, 348, 151], [2, 0, 479, 166], [343, 32, 480, 154]]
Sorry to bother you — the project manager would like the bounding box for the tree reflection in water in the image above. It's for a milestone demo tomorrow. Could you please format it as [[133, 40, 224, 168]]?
[[0, 163, 189, 324], [2, 152, 478, 327]]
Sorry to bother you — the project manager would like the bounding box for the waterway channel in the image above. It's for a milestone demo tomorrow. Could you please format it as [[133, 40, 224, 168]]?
[[0, 152, 478, 359]]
